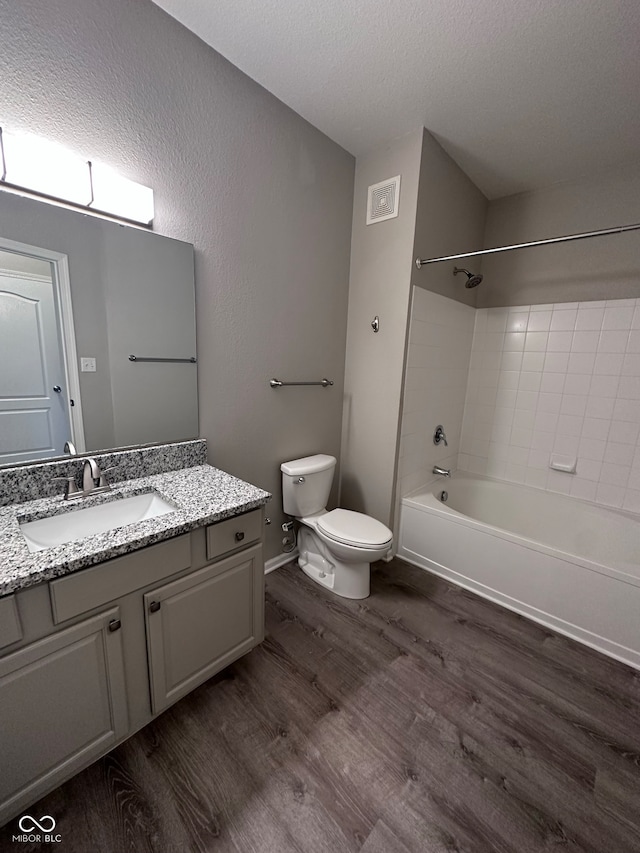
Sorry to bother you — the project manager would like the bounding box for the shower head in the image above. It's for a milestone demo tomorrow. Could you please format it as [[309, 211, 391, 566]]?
[[453, 266, 483, 288]]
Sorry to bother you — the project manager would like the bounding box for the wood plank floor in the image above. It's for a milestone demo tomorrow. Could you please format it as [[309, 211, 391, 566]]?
[[5, 558, 640, 853]]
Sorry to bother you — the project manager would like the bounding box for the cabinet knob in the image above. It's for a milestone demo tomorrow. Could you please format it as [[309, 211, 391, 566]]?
[[108, 619, 121, 632], [235, 531, 245, 542], [149, 600, 161, 613]]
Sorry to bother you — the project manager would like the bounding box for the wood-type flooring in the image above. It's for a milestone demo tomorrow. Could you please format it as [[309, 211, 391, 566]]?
[[4, 558, 640, 853]]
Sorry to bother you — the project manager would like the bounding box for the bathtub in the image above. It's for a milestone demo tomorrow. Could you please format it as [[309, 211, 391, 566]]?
[[398, 472, 640, 670]]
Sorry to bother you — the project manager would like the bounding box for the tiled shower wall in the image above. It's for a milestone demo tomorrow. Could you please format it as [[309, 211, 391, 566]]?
[[398, 288, 475, 497], [459, 299, 640, 511]]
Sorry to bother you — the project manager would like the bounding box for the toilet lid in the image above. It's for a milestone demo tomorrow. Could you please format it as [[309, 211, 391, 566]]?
[[317, 509, 392, 548]]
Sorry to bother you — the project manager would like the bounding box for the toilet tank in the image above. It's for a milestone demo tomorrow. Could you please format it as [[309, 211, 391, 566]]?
[[281, 454, 336, 517]]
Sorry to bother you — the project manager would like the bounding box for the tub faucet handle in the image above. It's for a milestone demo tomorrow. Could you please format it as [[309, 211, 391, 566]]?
[[433, 425, 448, 447]]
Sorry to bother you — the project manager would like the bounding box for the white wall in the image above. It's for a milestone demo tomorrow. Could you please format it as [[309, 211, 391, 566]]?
[[398, 289, 475, 501], [460, 299, 640, 512], [0, 0, 354, 560]]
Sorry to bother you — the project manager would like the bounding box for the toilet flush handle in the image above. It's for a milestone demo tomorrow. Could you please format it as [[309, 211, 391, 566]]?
[[295, 476, 305, 484]]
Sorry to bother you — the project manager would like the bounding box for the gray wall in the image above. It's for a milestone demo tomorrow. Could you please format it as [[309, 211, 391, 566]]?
[[0, 0, 355, 560], [101, 226, 197, 448], [411, 132, 488, 307], [479, 163, 640, 308], [340, 129, 424, 527], [340, 127, 487, 531], [391, 131, 487, 532]]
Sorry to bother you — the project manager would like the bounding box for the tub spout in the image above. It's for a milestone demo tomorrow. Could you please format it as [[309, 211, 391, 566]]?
[[433, 466, 451, 477]]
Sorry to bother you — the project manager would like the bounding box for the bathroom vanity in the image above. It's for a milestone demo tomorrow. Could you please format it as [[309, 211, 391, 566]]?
[[0, 456, 270, 826]]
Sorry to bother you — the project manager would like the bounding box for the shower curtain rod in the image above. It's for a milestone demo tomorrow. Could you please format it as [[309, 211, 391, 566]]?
[[415, 221, 640, 268]]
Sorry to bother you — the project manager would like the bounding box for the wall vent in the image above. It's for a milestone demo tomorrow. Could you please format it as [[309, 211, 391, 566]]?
[[366, 175, 401, 225]]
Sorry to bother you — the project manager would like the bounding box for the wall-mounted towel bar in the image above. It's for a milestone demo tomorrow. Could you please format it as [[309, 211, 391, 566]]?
[[128, 355, 197, 363], [269, 378, 334, 388]]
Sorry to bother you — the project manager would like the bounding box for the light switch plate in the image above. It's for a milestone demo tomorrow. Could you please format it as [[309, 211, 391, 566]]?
[[80, 357, 96, 372]]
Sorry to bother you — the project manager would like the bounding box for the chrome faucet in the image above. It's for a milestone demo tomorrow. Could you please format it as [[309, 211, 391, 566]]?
[[53, 458, 114, 500], [433, 425, 448, 446], [82, 458, 114, 495], [64, 440, 77, 456], [433, 466, 451, 477], [82, 458, 103, 493]]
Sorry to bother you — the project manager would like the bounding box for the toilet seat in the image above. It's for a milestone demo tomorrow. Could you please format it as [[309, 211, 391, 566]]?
[[317, 509, 392, 548]]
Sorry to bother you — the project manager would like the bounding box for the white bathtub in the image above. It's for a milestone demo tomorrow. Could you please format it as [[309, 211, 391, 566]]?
[[398, 472, 640, 670]]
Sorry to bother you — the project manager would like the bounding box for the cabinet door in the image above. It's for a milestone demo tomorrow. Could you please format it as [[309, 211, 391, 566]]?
[[145, 544, 263, 714], [0, 607, 128, 825]]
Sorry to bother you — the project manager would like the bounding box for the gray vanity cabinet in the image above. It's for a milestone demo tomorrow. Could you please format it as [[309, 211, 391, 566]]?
[[0, 509, 265, 827], [0, 607, 128, 822], [145, 544, 263, 714]]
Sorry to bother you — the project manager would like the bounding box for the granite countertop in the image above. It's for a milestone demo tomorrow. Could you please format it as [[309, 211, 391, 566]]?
[[0, 465, 271, 596]]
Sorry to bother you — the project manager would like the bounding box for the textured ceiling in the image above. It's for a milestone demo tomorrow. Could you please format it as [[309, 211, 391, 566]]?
[[152, 0, 640, 199]]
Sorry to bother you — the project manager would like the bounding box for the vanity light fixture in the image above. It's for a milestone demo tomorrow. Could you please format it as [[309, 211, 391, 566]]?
[[0, 127, 154, 226], [1, 130, 92, 205], [89, 162, 155, 225]]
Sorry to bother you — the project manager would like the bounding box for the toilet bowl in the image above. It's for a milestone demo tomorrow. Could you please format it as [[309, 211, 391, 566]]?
[[281, 455, 392, 599]]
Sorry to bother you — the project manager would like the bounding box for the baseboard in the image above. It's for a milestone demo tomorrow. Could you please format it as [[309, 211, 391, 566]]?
[[264, 550, 298, 575]]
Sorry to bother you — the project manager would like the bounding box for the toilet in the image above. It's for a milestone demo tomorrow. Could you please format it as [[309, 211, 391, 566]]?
[[281, 454, 393, 599]]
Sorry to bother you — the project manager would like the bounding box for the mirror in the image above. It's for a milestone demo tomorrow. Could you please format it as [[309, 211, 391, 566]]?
[[0, 191, 198, 467]]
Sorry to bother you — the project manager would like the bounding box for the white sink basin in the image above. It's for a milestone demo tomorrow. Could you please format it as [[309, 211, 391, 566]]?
[[19, 492, 178, 553]]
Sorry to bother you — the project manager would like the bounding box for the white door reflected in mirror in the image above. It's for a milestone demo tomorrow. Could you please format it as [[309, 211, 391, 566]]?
[[0, 257, 73, 465]]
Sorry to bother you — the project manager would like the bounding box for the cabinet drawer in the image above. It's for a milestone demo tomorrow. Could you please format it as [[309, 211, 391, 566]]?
[[0, 596, 22, 650], [50, 534, 191, 624], [206, 509, 262, 561]]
